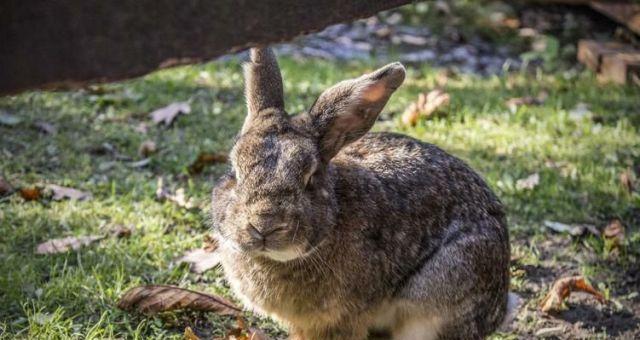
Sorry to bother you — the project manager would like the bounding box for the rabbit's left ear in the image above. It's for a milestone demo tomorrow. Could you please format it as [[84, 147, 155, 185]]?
[[241, 47, 285, 134], [308, 62, 405, 162]]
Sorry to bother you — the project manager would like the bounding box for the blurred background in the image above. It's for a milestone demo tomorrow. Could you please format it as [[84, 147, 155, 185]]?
[[0, 1, 639, 339]]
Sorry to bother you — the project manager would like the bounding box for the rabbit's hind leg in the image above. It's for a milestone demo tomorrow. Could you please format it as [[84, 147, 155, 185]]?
[[396, 220, 509, 339]]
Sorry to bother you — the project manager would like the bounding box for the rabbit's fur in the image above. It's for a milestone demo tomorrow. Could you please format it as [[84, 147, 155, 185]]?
[[211, 47, 510, 340]]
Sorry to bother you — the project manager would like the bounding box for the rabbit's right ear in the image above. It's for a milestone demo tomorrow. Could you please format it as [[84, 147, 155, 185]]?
[[241, 47, 285, 134]]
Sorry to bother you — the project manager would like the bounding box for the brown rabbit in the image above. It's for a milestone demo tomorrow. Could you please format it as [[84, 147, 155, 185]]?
[[211, 47, 510, 340]]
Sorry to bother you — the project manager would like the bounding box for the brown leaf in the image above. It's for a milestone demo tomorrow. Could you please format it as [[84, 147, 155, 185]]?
[[539, 275, 605, 313], [603, 219, 625, 251], [516, 173, 539, 190], [150, 102, 191, 126], [36, 235, 105, 254], [178, 248, 221, 274], [0, 176, 13, 196], [156, 177, 196, 209], [184, 326, 201, 340], [620, 168, 634, 193], [188, 152, 228, 175], [138, 140, 157, 157], [48, 184, 92, 201], [203, 234, 219, 252], [401, 90, 450, 126], [110, 224, 133, 238], [19, 187, 42, 201], [117, 284, 241, 315]]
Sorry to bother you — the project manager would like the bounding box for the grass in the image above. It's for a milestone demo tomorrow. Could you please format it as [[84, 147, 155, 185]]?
[[1, 55, 639, 339]]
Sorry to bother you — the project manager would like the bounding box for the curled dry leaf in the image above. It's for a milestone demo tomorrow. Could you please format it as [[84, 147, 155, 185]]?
[[110, 224, 133, 238], [151, 102, 191, 126], [505, 92, 547, 112], [19, 187, 42, 201], [603, 219, 625, 250], [516, 173, 539, 190], [138, 140, 157, 157], [117, 284, 241, 316], [223, 317, 271, 340], [188, 152, 228, 175], [619, 168, 634, 194], [156, 178, 196, 209], [401, 90, 450, 126], [543, 221, 600, 237], [539, 275, 605, 313], [48, 184, 92, 201], [179, 248, 220, 274], [184, 326, 201, 340], [36, 235, 105, 254]]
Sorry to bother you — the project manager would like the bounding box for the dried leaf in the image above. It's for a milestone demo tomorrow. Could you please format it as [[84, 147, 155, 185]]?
[[516, 173, 539, 190], [117, 284, 241, 315], [505, 95, 545, 112], [620, 168, 634, 194], [19, 187, 42, 201], [188, 152, 228, 174], [539, 275, 605, 313], [0, 177, 13, 196], [401, 90, 450, 126], [184, 326, 201, 340], [110, 224, 133, 238], [179, 248, 220, 274], [203, 234, 219, 252], [603, 219, 625, 250], [0, 111, 22, 126], [138, 140, 157, 157], [156, 177, 197, 209], [222, 317, 271, 340], [36, 235, 104, 254], [48, 184, 92, 201], [151, 102, 191, 126], [127, 158, 151, 168], [543, 221, 599, 237]]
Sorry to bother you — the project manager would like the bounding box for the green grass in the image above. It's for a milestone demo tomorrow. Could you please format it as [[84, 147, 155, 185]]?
[[1, 56, 639, 339]]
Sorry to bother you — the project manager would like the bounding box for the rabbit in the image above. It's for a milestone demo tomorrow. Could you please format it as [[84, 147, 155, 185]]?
[[210, 47, 510, 340]]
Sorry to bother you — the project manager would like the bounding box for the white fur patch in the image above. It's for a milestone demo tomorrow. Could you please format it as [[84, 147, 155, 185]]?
[[262, 246, 302, 262], [393, 316, 443, 340]]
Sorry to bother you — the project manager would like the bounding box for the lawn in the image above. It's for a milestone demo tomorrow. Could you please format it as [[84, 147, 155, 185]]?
[[1, 53, 639, 339]]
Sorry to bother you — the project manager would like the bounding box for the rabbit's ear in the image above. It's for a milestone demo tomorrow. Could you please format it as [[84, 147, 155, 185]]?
[[241, 47, 285, 134], [309, 62, 405, 162]]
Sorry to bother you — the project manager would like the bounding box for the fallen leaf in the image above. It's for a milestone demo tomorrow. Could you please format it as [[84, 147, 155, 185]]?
[[138, 140, 157, 157], [36, 235, 105, 254], [33, 121, 57, 134], [543, 221, 600, 237], [127, 158, 151, 168], [19, 187, 42, 201], [184, 326, 201, 340], [223, 317, 271, 340], [203, 234, 219, 252], [48, 184, 92, 201], [620, 168, 634, 194], [188, 152, 228, 174], [603, 219, 625, 251], [150, 102, 191, 126], [156, 177, 196, 209], [110, 224, 133, 238], [0, 111, 22, 126], [0, 177, 13, 196], [539, 275, 605, 313], [516, 173, 539, 190], [117, 284, 241, 315], [179, 249, 220, 274], [505, 94, 545, 112], [401, 90, 450, 126]]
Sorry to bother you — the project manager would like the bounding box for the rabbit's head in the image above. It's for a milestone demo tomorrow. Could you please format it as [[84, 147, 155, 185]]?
[[214, 47, 405, 262]]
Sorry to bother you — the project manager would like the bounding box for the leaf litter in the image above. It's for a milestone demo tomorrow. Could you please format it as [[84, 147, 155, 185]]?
[[150, 102, 191, 126], [117, 284, 241, 316], [156, 177, 197, 209], [515, 172, 539, 190], [401, 90, 450, 126], [540, 275, 605, 313], [36, 235, 105, 254], [178, 236, 221, 274]]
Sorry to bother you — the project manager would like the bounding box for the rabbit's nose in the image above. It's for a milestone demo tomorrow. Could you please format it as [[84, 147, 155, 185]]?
[[246, 222, 285, 242]]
